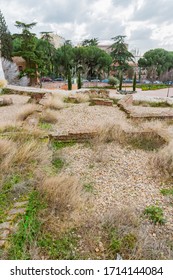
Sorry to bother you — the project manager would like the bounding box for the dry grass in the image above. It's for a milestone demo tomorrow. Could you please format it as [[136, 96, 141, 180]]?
[[0, 139, 16, 158], [92, 121, 166, 152], [72, 93, 90, 103], [151, 140, 173, 178], [0, 121, 22, 132], [93, 122, 127, 145], [0, 79, 7, 88], [40, 109, 57, 124], [44, 94, 65, 110], [39, 174, 84, 217], [1, 138, 51, 175], [16, 104, 39, 121]]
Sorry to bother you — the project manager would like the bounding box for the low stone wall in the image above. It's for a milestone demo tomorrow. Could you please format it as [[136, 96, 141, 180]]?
[[90, 98, 113, 106], [2, 87, 47, 103], [117, 94, 173, 120], [49, 131, 97, 142]]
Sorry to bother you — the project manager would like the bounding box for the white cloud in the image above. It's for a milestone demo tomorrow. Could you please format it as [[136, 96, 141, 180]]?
[[1, 0, 173, 54]]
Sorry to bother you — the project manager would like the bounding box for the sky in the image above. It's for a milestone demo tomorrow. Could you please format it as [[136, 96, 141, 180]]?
[[1, 0, 173, 55]]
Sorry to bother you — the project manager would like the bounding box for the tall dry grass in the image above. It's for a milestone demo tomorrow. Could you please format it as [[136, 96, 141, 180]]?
[[39, 174, 84, 217], [0, 139, 16, 158], [151, 140, 173, 178], [71, 93, 90, 103], [0, 137, 52, 175], [40, 109, 57, 124], [16, 104, 39, 121], [44, 93, 65, 110]]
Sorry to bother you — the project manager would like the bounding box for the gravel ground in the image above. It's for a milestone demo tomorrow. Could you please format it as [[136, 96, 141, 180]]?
[[0, 94, 30, 124], [62, 142, 173, 223], [52, 103, 129, 134], [0, 91, 173, 258]]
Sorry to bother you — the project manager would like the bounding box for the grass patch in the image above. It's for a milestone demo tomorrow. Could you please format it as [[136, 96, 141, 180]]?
[[133, 100, 173, 107], [0, 174, 22, 222], [38, 230, 79, 260], [160, 188, 173, 196], [83, 183, 94, 193], [108, 227, 137, 255], [144, 205, 166, 225], [94, 123, 165, 151], [51, 140, 76, 150], [8, 190, 45, 259], [127, 133, 165, 151], [52, 158, 64, 171], [38, 122, 52, 130], [140, 85, 168, 91]]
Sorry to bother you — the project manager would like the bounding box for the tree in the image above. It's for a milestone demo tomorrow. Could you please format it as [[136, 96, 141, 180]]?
[[110, 35, 134, 73], [39, 32, 56, 76], [138, 48, 173, 80], [77, 72, 82, 89], [83, 46, 112, 79], [82, 38, 99, 46], [133, 72, 136, 92], [55, 42, 74, 78], [67, 69, 72, 90], [119, 72, 123, 91], [0, 10, 13, 60], [13, 21, 41, 85]]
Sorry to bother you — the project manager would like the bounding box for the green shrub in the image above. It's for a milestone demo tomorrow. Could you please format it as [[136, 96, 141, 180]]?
[[108, 76, 119, 87], [144, 205, 166, 224], [160, 188, 173, 196]]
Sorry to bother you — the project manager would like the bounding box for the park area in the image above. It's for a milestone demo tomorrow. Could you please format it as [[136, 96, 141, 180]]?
[[0, 84, 173, 260]]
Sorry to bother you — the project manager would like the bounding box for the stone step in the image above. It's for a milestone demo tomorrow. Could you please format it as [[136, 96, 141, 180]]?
[[0, 222, 11, 230], [8, 208, 26, 216], [13, 201, 28, 208]]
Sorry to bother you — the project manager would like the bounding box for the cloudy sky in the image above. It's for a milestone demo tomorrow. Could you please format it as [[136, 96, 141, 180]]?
[[1, 0, 173, 55]]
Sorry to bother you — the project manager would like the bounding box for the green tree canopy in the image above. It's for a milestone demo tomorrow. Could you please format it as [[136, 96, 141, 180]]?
[[0, 10, 13, 60], [82, 38, 99, 46], [110, 35, 134, 72], [13, 21, 45, 84], [138, 48, 173, 78]]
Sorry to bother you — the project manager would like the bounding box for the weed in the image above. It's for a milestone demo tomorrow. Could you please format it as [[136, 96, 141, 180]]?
[[109, 228, 121, 253], [160, 188, 173, 196], [8, 191, 45, 260], [52, 158, 64, 171], [51, 140, 76, 150], [144, 205, 166, 224], [83, 183, 94, 193], [0, 174, 22, 222], [38, 230, 79, 259], [39, 122, 52, 130], [127, 133, 165, 151]]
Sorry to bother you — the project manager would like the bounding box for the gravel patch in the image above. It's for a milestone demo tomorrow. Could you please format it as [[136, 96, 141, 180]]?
[[53, 103, 128, 134], [0, 94, 30, 124], [60, 142, 173, 243]]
